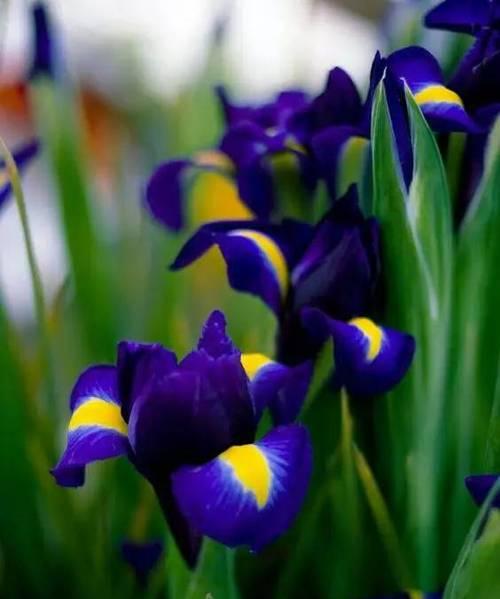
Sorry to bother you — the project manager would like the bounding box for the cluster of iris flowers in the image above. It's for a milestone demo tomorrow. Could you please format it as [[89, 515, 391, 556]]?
[[47, 0, 500, 596]]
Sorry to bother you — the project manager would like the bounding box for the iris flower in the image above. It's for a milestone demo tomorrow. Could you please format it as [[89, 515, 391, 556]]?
[[425, 0, 500, 216], [146, 86, 317, 231], [52, 311, 312, 566], [313, 45, 479, 195], [0, 140, 40, 210], [171, 186, 415, 395]]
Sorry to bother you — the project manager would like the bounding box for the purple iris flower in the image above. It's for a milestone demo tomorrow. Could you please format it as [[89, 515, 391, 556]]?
[[52, 311, 313, 567], [0, 140, 40, 211], [171, 186, 415, 395], [425, 0, 500, 217], [313, 45, 480, 195], [145, 86, 317, 231]]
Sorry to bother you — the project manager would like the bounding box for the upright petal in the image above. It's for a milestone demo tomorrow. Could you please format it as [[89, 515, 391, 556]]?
[[241, 353, 313, 424], [387, 46, 479, 133], [197, 310, 237, 358], [292, 187, 380, 320], [302, 309, 415, 396], [117, 341, 177, 422], [171, 424, 312, 551], [128, 325, 255, 477], [465, 474, 500, 508], [51, 366, 128, 487]]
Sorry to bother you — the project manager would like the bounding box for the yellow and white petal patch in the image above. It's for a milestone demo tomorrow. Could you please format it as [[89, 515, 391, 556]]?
[[414, 84, 463, 107], [219, 444, 272, 509], [349, 317, 384, 362], [69, 398, 127, 435], [228, 230, 289, 298], [241, 353, 275, 380]]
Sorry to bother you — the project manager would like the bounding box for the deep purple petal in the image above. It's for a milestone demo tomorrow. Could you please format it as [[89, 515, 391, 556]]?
[[30, 2, 56, 79], [121, 539, 164, 584], [117, 341, 177, 422], [128, 350, 255, 476], [172, 424, 312, 551]]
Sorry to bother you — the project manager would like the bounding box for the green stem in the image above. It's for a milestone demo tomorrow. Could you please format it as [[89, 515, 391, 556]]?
[[0, 136, 56, 408], [353, 442, 413, 589]]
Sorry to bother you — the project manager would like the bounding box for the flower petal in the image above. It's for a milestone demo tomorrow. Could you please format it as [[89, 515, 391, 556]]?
[[172, 424, 312, 551], [424, 0, 496, 34], [171, 220, 312, 314], [302, 309, 415, 396], [51, 366, 128, 487], [117, 341, 177, 422], [387, 46, 479, 133], [241, 353, 313, 424]]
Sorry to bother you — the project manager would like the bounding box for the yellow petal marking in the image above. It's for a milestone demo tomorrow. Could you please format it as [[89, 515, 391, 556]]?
[[229, 230, 289, 298], [414, 84, 463, 107], [220, 444, 272, 509], [349, 317, 384, 362], [69, 398, 127, 435], [241, 353, 274, 380]]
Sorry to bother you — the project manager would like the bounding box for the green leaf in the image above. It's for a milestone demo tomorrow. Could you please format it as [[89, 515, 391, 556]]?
[[371, 82, 453, 586], [447, 117, 500, 557], [445, 480, 500, 599], [167, 540, 239, 599]]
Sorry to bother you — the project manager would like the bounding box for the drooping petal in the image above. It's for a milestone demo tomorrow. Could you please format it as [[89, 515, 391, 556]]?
[[424, 0, 498, 34], [0, 140, 40, 209], [171, 220, 312, 314], [51, 366, 128, 487], [145, 153, 251, 232], [241, 353, 313, 424], [302, 309, 415, 396], [117, 341, 177, 422], [387, 46, 479, 133], [465, 474, 500, 508], [172, 424, 312, 551]]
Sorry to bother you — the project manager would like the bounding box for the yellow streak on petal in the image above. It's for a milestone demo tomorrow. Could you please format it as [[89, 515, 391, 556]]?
[[349, 317, 384, 362], [229, 230, 289, 298], [241, 353, 274, 380], [414, 84, 463, 107], [69, 398, 127, 435], [220, 444, 272, 509]]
